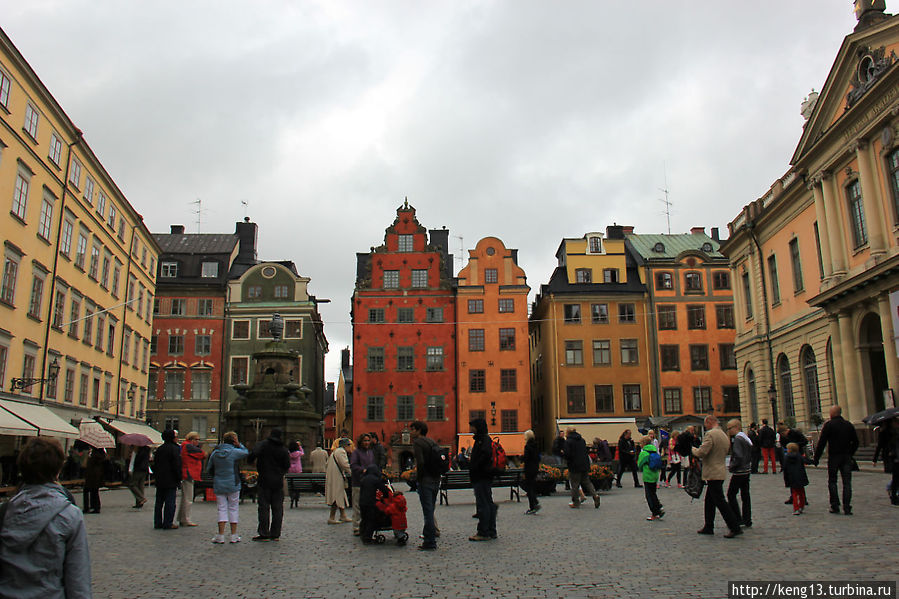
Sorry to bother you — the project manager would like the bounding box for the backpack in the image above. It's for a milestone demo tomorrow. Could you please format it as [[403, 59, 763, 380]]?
[[647, 451, 662, 471], [425, 442, 451, 477], [491, 437, 507, 472], [683, 461, 704, 499]]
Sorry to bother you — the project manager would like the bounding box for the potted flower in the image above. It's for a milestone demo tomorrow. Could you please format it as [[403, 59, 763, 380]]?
[[534, 464, 562, 496], [589, 464, 613, 491]]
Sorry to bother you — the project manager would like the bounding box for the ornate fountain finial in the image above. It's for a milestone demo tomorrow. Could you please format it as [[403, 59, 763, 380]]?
[[269, 313, 284, 341]]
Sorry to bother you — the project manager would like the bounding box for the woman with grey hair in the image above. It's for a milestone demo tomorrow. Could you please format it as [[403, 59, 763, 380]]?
[[523, 430, 542, 514], [325, 438, 353, 524]]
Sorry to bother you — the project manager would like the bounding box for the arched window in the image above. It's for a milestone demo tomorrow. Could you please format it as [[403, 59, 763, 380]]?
[[801, 346, 821, 417], [777, 354, 795, 418], [746, 367, 758, 422]]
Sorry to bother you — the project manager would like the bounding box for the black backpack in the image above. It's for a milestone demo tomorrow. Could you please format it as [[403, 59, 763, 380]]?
[[683, 461, 704, 499], [425, 443, 451, 477]]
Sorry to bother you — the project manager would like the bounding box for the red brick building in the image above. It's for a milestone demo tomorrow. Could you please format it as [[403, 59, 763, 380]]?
[[352, 201, 456, 469]]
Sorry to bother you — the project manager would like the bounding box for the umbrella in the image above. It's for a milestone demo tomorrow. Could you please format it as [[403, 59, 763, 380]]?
[[862, 406, 899, 426], [118, 432, 154, 446], [78, 421, 116, 449]]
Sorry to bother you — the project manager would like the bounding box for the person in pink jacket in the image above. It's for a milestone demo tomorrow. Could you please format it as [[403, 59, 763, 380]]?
[[287, 441, 304, 508]]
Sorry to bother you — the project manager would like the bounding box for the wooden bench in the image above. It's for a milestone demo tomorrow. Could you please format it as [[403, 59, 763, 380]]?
[[438, 468, 522, 506], [285, 472, 329, 497], [192, 472, 258, 503]]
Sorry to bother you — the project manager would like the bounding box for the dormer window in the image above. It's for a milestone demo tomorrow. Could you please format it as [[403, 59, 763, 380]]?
[[160, 262, 178, 278], [587, 235, 603, 254], [653, 242, 666, 253], [201, 261, 218, 278], [702, 242, 713, 252], [398, 234, 413, 252], [575, 268, 592, 283]]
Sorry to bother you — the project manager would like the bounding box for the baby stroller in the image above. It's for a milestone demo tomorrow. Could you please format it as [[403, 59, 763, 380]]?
[[372, 486, 409, 546]]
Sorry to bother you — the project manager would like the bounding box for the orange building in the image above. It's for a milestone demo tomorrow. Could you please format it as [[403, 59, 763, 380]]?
[[456, 237, 531, 455]]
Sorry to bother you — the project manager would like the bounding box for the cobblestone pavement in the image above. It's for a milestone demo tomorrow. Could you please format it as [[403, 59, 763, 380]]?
[[84, 468, 897, 599]]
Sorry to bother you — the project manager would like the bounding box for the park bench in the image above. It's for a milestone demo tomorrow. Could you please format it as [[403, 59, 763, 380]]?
[[285, 472, 328, 497], [192, 471, 258, 503], [438, 468, 522, 505]]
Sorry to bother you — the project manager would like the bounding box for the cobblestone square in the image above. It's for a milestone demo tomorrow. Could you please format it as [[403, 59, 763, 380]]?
[[85, 468, 897, 599]]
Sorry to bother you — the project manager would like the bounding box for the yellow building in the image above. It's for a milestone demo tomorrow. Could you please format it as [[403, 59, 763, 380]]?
[[721, 2, 899, 437], [530, 226, 653, 448], [0, 26, 159, 442]]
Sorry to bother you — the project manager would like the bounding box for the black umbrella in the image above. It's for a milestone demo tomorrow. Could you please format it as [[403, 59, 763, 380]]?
[[862, 406, 899, 425]]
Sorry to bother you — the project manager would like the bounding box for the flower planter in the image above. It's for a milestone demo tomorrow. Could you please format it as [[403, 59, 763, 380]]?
[[534, 479, 558, 496], [592, 477, 613, 491]]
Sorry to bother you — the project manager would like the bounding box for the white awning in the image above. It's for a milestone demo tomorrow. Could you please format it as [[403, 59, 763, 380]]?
[[104, 419, 164, 445], [0, 399, 80, 439], [0, 407, 38, 437]]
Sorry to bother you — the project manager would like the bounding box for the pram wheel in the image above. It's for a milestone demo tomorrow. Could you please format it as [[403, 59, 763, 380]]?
[[374, 534, 386, 544], [396, 532, 408, 546]]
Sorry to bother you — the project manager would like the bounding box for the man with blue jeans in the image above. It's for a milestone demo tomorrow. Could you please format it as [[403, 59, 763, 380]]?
[[468, 418, 497, 541], [410, 420, 439, 551]]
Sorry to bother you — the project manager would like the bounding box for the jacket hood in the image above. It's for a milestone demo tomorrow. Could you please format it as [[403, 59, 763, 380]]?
[[1, 484, 75, 547], [567, 431, 583, 442], [212, 443, 243, 459], [735, 431, 752, 446], [470, 418, 488, 436], [641, 443, 658, 453], [268, 428, 283, 442], [265, 434, 284, 446], [363, 464, 381, 477]]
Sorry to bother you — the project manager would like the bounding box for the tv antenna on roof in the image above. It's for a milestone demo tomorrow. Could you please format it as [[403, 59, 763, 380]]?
[[241, 199, 249, 219], [658, 165, 672, 235], [190, 198, 206, 233], [455, 235, 464, 268]]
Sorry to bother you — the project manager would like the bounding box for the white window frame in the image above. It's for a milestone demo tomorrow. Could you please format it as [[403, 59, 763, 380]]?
[[24, 104, 39, 139], [160, 262, 178, 278], [201, 261, 218, 278], [38, 195, 54, 240], [96, 190, 106, 216], [11, 169, 30, 220], [84, 177, 95, 206], [231, 319, 250, 340], [48, 133, 62, 166], [284, 319, 303, 339], [0, 68, 10, 108]]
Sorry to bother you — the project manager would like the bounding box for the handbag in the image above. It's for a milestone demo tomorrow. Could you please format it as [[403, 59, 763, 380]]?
[[683, 461, 705, 499]]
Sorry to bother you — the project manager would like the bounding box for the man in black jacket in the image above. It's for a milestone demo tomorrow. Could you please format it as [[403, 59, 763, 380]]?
[[152, 429, 182, 529], [758, 420, 777, 474], [616, 429, 641, 488], [565, 428, 601, 509], [726, 420, 752, 527], [747, 423, 761, 474], [249, 428, 291, 541], [813, 406, 859, 515], [468, 418, 497, 541]]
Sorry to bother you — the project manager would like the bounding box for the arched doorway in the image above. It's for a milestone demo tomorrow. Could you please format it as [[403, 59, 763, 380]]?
[[746, 367, 758, 423], [776, 354, 795, 419], [859, 312, 888, 413]]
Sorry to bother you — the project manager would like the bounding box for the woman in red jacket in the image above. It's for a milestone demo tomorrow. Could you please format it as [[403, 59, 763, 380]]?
[[177, 432, 206, 527]]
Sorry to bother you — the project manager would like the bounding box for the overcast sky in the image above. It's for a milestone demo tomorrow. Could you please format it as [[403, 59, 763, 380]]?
[[2, 1, 859, 383]]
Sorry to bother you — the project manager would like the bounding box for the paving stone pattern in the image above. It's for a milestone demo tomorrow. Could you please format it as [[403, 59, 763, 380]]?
[[85, 468, 898, 598]]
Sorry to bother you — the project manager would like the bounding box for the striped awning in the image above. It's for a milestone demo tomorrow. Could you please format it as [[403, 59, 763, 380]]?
[[0, 399, 80, 439]]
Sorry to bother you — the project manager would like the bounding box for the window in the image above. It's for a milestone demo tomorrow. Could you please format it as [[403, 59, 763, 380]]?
[[117, 217, 126, 241], [426, 346, 444, 371], [164, 417, 180, 433], [566, 386, 586, 413], [247, 286, 262, 299], [95, 313, 105, 350], [618, 303, 636, 323], [38, 198, 53, 240], [230, 357, 249, 385], [742, 272, 753, 319], [96, 190, 106, 216], [411, 269, 428, 288], [397, 307, 414, 323], [19, 354, 35, 395], [693, 387, 712, 412], [160, 262, 178, 278], [168, 335, 184, 355], [716, 305, 734, 329], [500, 410, 518, 433], [367, 347, 384, 371], [60, 219, 73, 256], [657, 305, 677, 330], [591, 303, 608, 324], [78, 373, 88, 405], [468, 299, 483, 314], [196, 335, 211, 356], [575, 268, 592, 283], [789, 238, 803, 293], [107, 203, 117, 228], [198, 298, 214, 316], [656, 272, 673, 290], [623, 385, 642, 411], [52, 289, 65, 328], [368, 308, 385, 323], [722, 386, 740, 413], [767, 255, 781, 304], [397, 234, 413, 252], [426, 307, 443, 323], [68, 157, 81, 188], [89, 245, 100, 279], [111, 264, 121, 297], [150, 334, 158, 354], [660, 345, 680, 371], [684, 272, 703, 292], [170, 298, 185, 315], [164, 371, 184, 400], [587, 236, 603, 253], [123, 329, 132, 363], [469, 369, 486, 392], [48, 133, 62, 166], [620, 339, 638, 365], [68, 295, 80, 338], [100, 254, 110, 288], [846, 180, 867, 248], [484, 268, 498, 283], [778, 355, 795, 418], [713, 271, 730, 290], [106, 320, 116, 354], [468, 329, 485, 351], [274, 285, 289, 299], [594, 385, 614, 412], [0, 69, 9, 108], [592, 340, 611, 366], [82, 307, 93, 345], [686, 305, 706, 329], [397, 347, 414, 371], [500, 369, 517, 392], [12, 171, 30, 220], [285, 319, 302, 338], [564, 340, 583, 365], [690, 344, 709, 370], [191, 371, 211, 400], [232, 320, 250, 339], [24, 104, 39, 139], [63, 368, 75, 402], [397, 396, 415, 421], [383, 270, 399, 288], [426, 396, 445, 420], [27, 275, 44, 318], [802, 347, 821, 417], [563, 304, 581, 324], [469, 409, 487, 423], [498, 298, 514, 313], [889, 149, 899, 223], [719, 344, 736, 370], [663, 388, 682, 413], [499, 328, 515, 350], [84, 178, 95, 206], [1, 256, 18, 305], [602, 268, 619, 283]]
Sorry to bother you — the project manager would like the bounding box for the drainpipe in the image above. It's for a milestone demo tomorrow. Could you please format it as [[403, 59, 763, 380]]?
[[746, 221, 778, 426], [40, 130, 83, 403]]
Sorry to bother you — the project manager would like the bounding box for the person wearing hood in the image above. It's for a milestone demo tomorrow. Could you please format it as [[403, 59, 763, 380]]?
[[287, 440, 304, 508], [248, 428, 291, 541], [152, 429, 182, 530], [349, 433, 375, 536], [726, 419, 753, 528], [177, 431, 205, 527], [358, 464, 389, 544], [82, 447, 108, 514], [637, 438, 664, 520], [0, 437, 92, 599], [468, 417, 497, 541], [565, 427, 601, 509], [208, 431, 250, 544]]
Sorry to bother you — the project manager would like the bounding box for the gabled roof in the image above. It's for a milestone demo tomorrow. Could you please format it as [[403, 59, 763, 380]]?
[[626, 233, 724, 262], [154, 233, 238, 255]]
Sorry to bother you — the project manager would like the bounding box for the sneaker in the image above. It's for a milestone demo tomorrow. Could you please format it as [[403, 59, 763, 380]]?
[[229, 534, 241, 543], [657, 508, 665, 519], [723, 528, 743, 538], [843, 507, 852, 515], [525, 508, 536, 515], [792, 510, 801, 516], [211, 534, 225, 544], [252, 535, 270, 542], [327, 519, 340, 525], [468, 534, 491, 541], [532, 504, 541, 513], [677, 484, 684, 489], [181, 522, 199, 527], [784, 498, 793, 504], [646, 515, 658, 521], [592, 495, 601, 509], [340, 516, 353, 523], [568, 501, 580, 508], [829, 507, 841, 514]]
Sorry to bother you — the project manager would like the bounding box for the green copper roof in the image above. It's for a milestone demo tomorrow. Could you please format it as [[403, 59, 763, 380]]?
[[625, 232, 724, 261]]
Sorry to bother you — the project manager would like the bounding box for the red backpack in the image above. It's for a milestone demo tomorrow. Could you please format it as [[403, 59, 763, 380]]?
[[490, 437, 507, 472]]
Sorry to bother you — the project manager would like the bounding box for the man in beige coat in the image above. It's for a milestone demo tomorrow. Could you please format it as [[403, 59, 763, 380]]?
[[692, 415, 743, 538]]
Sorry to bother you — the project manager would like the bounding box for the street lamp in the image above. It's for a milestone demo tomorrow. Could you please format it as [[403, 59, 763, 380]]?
[[11, 357, 60, 391], [768, 384, 779, 426]]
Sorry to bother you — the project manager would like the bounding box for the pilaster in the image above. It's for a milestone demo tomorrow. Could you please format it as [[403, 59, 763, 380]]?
[[819, 171, 848, 275], [837, 310, 865, 423], [876, 293, 899, 404], [853, 138, 887, 255], [809, 176, 834, 279]]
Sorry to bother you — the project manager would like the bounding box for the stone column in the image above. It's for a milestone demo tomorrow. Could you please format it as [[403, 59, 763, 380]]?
[[876, 293, 899, 405], [828, 315, 848, 412], [837, 310, 865, 423], [820, 172, 847, 275], [810, 176, 834, 279], [854, 138, 887, 255]]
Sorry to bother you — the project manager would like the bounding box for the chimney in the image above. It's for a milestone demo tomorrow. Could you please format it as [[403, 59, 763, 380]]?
[[711, 227, 720, 242], [621, 226, 635, 235], [606, 225, 624, 240], [690, 227, 705, 235], [341, 347, 351, 370], [234, 218, 258, 265], [170, 225, 185, 235]]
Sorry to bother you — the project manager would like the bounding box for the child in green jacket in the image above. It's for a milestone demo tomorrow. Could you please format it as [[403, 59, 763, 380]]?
[[637, 442, 665, 521]]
